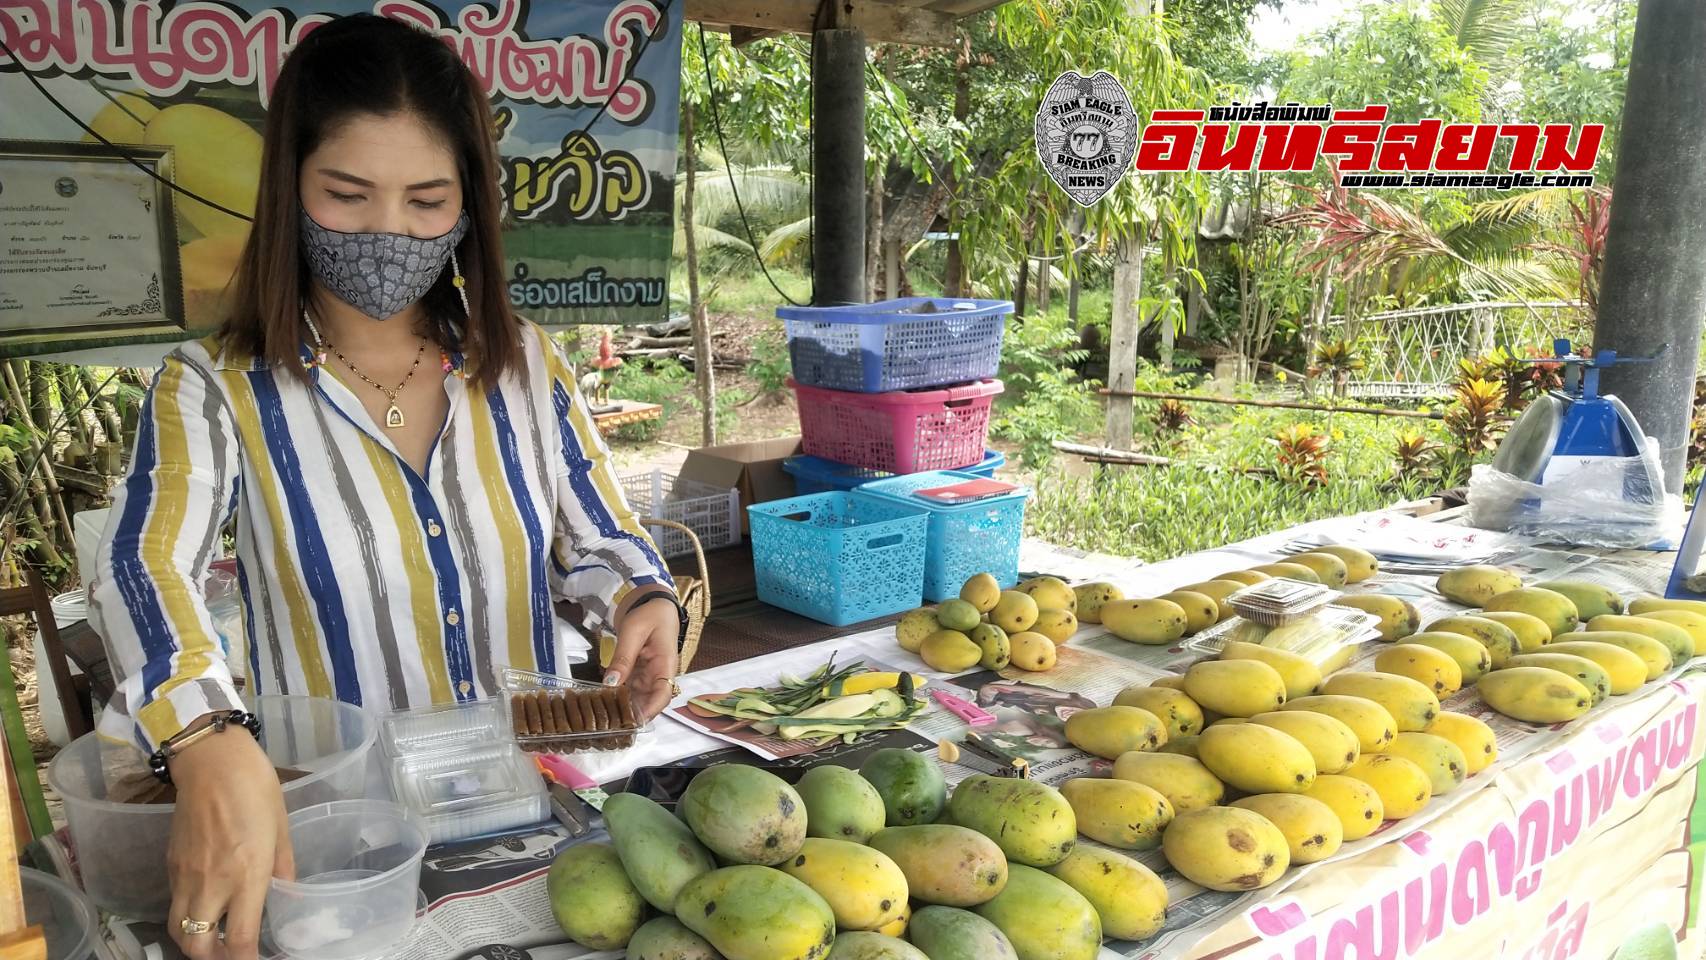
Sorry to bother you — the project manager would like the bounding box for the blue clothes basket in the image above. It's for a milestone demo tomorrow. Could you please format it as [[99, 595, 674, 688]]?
[[748, 491, 931, 626], [856, 470, 1029, 603], [780, 297, 1013, 393], [782, 450, 1006, 495]]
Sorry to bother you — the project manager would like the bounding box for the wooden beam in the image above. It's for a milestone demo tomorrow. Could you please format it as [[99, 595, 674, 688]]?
[[1096, 388, 1447, 420], [730, 26, 782, 46], [685, 0, 958, 47]]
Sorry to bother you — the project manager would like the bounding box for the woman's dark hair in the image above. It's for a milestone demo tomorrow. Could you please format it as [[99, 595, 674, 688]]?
[[221, 13, 518, 386]]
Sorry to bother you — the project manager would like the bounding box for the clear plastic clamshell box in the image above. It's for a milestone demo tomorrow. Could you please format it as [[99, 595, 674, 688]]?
[[380, 700, 549, 845], [499, 666, 651, 754], [1188, 604, 1382, 671], [1227, 578, 1335, 626]]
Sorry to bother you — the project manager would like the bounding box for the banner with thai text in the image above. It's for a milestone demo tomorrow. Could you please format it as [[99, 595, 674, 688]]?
[[0, 0, 681, 359]]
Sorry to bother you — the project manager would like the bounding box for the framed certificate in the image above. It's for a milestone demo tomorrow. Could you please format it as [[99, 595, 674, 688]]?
[[0, 139, 184, 340]]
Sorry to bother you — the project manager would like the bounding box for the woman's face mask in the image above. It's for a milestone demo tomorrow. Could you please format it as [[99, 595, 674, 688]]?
[[299, 205, 469, 320]]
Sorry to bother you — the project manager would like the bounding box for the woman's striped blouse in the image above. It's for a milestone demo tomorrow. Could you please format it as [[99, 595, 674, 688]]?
[[87, 322, 673, 752]]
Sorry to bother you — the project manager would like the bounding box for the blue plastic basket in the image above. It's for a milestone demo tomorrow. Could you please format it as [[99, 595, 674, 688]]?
[[780, 297, 1013, 393], [748, 492, 931, 626], [857, 471, 1029, 603], [783, 450, 1006, 495]]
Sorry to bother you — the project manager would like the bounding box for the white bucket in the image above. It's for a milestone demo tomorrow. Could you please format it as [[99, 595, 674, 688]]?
[[35, 589, 87, 748]]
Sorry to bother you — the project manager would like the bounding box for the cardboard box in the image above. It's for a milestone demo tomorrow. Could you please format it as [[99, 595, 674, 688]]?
[[677, 436, 802, 534]]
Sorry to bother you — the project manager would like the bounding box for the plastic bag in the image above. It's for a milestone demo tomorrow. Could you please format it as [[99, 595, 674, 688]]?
[[1467, 459, 1683, 549]]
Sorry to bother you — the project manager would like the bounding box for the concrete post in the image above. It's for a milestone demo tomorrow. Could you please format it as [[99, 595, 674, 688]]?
[[812, 28, 867, 305]]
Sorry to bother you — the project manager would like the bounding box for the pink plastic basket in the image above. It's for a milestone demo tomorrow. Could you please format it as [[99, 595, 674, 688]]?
[[789, 377, 1004, 474]]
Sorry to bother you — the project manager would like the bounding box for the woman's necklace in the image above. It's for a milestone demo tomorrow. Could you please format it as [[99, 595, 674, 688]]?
[[302, 308, 425, 429]]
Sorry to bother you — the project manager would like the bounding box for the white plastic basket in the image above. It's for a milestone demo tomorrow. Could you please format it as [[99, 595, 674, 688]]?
[[619, 469, 740, 557]]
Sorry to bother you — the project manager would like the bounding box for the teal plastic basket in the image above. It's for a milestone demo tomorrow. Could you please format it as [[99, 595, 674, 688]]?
[[857, 471, 1029, 602], [748, 492, 930, 626]]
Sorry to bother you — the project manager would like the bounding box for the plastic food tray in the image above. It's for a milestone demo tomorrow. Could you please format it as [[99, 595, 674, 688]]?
[[500, 667, 650, 753], [1227, 579, 1335, 626], [380, 701, 549, 844]]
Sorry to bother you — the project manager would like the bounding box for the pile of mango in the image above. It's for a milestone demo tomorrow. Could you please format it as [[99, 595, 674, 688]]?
[[895, 574, 1102, 673], [548, 747, 1150, 960]]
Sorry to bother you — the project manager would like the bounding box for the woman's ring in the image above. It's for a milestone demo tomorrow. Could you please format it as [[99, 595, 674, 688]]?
[[180, 917, 216, 936]]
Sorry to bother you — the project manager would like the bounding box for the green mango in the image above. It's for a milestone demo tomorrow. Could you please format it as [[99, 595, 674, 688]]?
[[907, 906, 1019, 960], [546, 842, 644, 951], [604, 793, 717, 912], [679, 765, 808, 865], [827, 932, 930, 960], [944, 775, 1076, 866], [859, 748, 947, 826], [797, 765, 887, 843], [676, 865, 836, 960], [867, 824, 1008, 907], [973, 864, 1101, 960], [626, 916, 722, 960]]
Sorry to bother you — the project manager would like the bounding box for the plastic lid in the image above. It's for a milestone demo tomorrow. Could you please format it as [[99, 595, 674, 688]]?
[[1493, 393, 1564, 482], [21, 867, 98, 960]]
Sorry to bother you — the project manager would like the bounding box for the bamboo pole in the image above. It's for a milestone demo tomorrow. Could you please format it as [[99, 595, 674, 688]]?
[[0, 366, 73, 549], [1095, 388, 1446, 420]]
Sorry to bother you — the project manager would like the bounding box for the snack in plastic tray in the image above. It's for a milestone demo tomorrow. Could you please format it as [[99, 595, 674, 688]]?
[[1227, 578, 1335, 626], [1187, 604, 1381, 669], [501, 668, 647, 753]]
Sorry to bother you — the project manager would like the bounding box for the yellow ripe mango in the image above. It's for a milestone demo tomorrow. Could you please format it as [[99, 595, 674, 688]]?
[[1072, 582, 1125, 624], [1112, 685, 1204, 739], [1220, 640, 1322, 700], [1333, 594, 1421, 641], [1046, 846, 1168, 941], [1483, 587, 1580, 638], [1573, 630, 1672, 680], [1476, 610, 1552, 652], [876, 903, 910, 939], [867, 825, 1008, 907], [1310, 545, 1379, 582], [1404, 631, 1494, 683], [1182, 580, 1255, 619], [1248, 710, 1360, 774], [1427, 616, 1520, 668], [1288, 552, 1350, 587], [1543, 641, 1648, 695], [920, 629, 982, 672], [1374, 643, 1463, 696], [1058, 777, 1174, 851], [1343, 754, 1432, 819], [1230, 793, 1343, 864], [1586, 615, 1694, 664], [1197, 723, 1317, 794], [1161, 806, 1290, 892], [1064, 706, 1167, 759], [1383, 732, 1467, 795], [1477, 668, 1593, 724], [1032, 608, 1079, 645], [960, 573, 1002, 613], [1017, 576, 1077, 614], [1320, 672, 1441, 732], [1214, 570, 1270, 586], [1101, 599, 1188, 644], [1632, 609, 1706, 656], [1249, 562, 1321, 583], [1302, 774, 1384, 840], [1158, 591, 1219, 634], [1436, 565, 1523, 606], [1008, 632, 1057, 672], [973, 865, 1101, 960], [1150, 674, 1188, 692], [991, 591, 1040, 633], [1423, 712, 1498, 775], [1535, 580, 1625, 620], [1630, 596, 1706, 617], [1281, 694, 1398, 753], [780, 838, 909, 932], [1184, 659, 1288, 717], [895, 608, 940, 654], [1506, 652, 1610, 705], [1112, 751, 1225, 811]]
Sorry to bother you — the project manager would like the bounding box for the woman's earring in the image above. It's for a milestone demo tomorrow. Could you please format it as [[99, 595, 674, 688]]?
[[451, 250, 471, 318]]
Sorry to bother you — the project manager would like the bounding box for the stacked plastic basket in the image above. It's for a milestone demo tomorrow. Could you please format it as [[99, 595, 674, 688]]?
[[752, 297, 1028, 623]]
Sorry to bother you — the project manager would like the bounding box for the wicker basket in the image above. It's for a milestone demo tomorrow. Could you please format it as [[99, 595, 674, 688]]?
[[640, 518, 710, 673]]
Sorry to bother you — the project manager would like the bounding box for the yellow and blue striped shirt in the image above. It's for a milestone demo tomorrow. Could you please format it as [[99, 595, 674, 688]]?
[[88, 322, 672, 751]]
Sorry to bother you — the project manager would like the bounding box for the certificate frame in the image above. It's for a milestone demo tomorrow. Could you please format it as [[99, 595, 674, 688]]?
[[0, 138, 185, 340]]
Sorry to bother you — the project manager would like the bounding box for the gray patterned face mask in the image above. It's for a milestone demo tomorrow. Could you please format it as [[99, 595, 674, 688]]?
[[299, 206, 469, 320]]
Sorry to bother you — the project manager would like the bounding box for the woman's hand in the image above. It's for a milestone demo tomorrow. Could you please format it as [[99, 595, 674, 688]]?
[[166, 723, 294, 960], [606, 593, 681, 720]]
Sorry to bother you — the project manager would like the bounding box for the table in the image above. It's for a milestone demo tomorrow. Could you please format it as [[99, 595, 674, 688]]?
[[589, 401, 662, 437]]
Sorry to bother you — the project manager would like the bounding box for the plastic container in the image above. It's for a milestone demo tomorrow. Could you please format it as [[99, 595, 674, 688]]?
[[20, 867, 98, 960], [1227, 579, 1335, 626], [381, 701, 550, 844], [783, 449, 1006, 495], [857, 470, 1029, 602], [264, 800, 427, 960], [779, 296, 1013, 393], [619, 469, 741, 557], [749, 491, 930, 625], [500, 666, 650, 753], [790, 377, 1003, 475], [46, 695, 378, 921]]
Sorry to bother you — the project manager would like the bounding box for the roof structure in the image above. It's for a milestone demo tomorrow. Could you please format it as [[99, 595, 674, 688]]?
[[685, 0, 1016, 48]]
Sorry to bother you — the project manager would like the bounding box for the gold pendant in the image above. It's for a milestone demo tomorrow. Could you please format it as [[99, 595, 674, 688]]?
[[385, 403, 406, 429]]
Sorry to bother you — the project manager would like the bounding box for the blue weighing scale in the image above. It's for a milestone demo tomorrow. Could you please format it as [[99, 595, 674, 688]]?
[[1488, 339, 1670, 548]]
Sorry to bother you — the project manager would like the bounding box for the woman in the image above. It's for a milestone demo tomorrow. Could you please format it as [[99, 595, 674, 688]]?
[[86, 15, 682, 959]]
